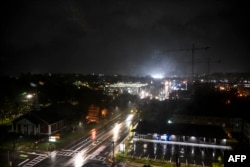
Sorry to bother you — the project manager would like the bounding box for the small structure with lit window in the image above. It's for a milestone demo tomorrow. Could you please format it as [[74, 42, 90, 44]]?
[[11, 109, 65, 136]]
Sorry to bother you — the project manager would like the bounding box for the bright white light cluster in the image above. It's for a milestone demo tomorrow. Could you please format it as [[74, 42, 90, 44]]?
[[151, 74, 164, 79]]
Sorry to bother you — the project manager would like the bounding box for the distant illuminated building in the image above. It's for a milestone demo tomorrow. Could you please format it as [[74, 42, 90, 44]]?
[[101, 108, 108, 117], [86, 104, 100, 123], [105, 82, 148, 97], [164, 80, 170, 99]]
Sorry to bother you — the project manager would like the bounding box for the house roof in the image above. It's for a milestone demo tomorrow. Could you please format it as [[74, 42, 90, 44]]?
[[13, 113, 42, 125], [34, 108, 63, 124], [133, 120, 229, 139], [13, 108, 63, 125]]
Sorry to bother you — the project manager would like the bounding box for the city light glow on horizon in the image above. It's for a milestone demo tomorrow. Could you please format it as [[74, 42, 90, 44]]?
[[151, 74, 164, 79]]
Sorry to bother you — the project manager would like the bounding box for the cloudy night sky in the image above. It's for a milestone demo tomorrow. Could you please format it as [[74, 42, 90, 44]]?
[[1, 0, 249, 77]]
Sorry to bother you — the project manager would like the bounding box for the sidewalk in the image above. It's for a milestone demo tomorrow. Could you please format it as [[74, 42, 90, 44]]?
[[126, 162, 163, 167], [117, 161, 165, 167]]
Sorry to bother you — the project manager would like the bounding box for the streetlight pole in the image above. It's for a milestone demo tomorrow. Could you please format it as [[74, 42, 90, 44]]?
[[112, 141, 115, 162], [12, 141, 16, 167], [30, 82, 40, 111], [34, 86, 40, 111]]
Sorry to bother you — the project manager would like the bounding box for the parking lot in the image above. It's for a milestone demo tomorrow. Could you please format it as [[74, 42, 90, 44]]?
[[127, 141, 226, 166]]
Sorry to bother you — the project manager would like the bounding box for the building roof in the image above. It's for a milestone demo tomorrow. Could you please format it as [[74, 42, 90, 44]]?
[[133, 120, 229, 139], [13, 108, 63, 125], [82, 161, 108, 167], [13, 112, 42, 125]]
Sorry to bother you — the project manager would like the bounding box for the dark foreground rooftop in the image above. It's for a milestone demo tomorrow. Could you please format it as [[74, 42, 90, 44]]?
[[82, 161, 110, 167], [133, 121, 229, 139]]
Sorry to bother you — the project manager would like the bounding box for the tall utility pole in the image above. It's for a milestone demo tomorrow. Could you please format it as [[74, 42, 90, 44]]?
[[191, 44, 210, 82], [30, 82, 40, 111], [196, 57, 221, 81], [163, 43, 210, 82]]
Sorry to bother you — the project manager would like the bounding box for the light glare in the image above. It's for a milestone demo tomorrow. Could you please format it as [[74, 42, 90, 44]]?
[[151, 74, 164, 79]]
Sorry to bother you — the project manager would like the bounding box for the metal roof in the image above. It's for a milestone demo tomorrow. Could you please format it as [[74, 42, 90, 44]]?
[[133, 120, 229, 139]]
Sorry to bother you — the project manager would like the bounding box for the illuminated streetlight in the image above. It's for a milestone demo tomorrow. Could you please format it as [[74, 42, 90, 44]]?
[[30, 82, 43, 111], [25, 94, 33, 99], [91, 129, 96, 141], [120, 143, 125, 153], [113, 123, 120, 141], [74, 153, 85, 167]]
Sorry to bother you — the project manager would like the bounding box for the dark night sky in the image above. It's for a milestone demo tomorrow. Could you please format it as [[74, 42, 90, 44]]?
[[1, 0, 249, 77]]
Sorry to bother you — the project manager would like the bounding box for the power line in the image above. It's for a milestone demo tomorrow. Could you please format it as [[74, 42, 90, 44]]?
[[162, 43, 210, 82]]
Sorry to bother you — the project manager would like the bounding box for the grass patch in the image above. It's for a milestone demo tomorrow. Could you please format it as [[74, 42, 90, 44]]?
[[0, 117, 13, 126]]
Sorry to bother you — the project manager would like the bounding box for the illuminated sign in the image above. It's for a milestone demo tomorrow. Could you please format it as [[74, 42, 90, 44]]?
[[49, 134, 60, 142]]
